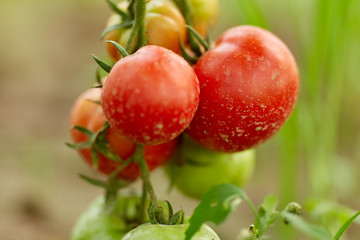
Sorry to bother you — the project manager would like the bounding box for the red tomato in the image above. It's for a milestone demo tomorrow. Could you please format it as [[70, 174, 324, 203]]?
[[101, 45, 199, 145], [187, 26, 299, 152], [69, 88, 178, 180]]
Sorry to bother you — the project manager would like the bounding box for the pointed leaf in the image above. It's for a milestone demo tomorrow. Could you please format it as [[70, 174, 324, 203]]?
[[179, 37, 198, 64], [186, 25, 210, 51], [101, 21, 133, 39], [334, 210, 360, 239], [79, 173, 107, 188], [72, 125, 94, 137], [65, 141, 91, 150], [105, 0, 129, 20], [92, 54, 112, 73], [106, 40, 129, 57], [281, 212, 333, 240], [185, 183, 246, 240]]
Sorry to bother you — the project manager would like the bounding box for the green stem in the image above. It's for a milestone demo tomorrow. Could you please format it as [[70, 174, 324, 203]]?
[[134, 144, 157, 202], [125, 0, 146, 54], [138, 181, 147, 222]]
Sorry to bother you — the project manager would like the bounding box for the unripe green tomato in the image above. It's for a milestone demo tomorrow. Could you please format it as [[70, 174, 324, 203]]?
[[166, 136, 255, 199], [189, 0, 219, 36], [71, 193, 144, 240], [122, 223, 220, 240]]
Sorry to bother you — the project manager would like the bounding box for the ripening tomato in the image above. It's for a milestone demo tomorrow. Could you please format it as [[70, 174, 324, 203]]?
[[187, 25, 299, 152], [121, 222, 220, 240], [69, 87, 178, 180], [189, 0, 219, 36], [104, 0, 187, 61], [101, 45, 199, 145]]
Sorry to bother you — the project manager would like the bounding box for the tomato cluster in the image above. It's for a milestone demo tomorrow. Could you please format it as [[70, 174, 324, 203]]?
[[69, 0, 299, 239]]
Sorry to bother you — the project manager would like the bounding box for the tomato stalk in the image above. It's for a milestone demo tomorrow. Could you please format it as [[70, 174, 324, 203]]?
[[125, 0, 147, 54], [134, 144, 157, 202]]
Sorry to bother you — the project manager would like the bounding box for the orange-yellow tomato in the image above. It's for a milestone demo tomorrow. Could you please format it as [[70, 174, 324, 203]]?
[[104, 0, 186, 61]]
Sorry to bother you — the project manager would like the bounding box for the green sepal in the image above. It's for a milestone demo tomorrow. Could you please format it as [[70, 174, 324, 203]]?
[[91, 84, 103, 89], [106, 40, 129, 57], [92, 54, 113, 73], [154, 205, 167, 224], [186, 25, 210, 51], [170, 209, 185, 225], [79, 173, 107, 188], [179, 37, 198, 64], [66, 141, 91, 150], [165, 200, 174, 219], [148, 201, 157, 224], [105, 0, 130, 21], [101, 21, 134, 39], [73, 125, 93, 138]]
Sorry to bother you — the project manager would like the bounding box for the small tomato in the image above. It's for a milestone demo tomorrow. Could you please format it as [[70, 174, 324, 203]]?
[[69, 87, 178, 180], [101, 45, 199, 145]]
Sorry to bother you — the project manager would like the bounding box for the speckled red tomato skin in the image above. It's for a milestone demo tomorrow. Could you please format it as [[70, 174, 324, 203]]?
[[187, 26, 299, 152], [101, 45, 199, 145], [69, 88, 178, 180]]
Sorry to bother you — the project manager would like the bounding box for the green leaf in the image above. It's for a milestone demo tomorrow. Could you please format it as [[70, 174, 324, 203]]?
[[254, 195, 280, 236], [105, 0, 130, 20], [65, 141, 91, 150], [79, 173, 107, 188], [101, 21, 134, 39], [334, 210, 360, 239], [281, 212, 333, 240], [72, 125, 94, 138], [185, 183, 246, 240], [92, 54, 113, 73], [105, 40, 129, 57], [178, 37, 198, 64], [185, 25, 210, 51]]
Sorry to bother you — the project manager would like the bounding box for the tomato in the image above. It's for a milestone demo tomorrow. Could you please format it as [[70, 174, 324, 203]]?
[[104, 0, 187, 61], [189, 0, 219, 36], [187, 25, 299, 152], [69, 87, 178, 180], [166, 136, 255, 199], [121, 222, 220, 240], [101, 45, 199, 145], [71, 192, 146, 240]]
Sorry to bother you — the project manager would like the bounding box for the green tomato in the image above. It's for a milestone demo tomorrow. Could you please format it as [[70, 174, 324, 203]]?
[[122, 223, 220, 240], [71, 193, 144, 240], [166, 136, 255, 199]]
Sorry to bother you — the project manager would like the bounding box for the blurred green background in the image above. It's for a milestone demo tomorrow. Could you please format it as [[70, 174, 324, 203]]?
[[0, 0, 359, 239]]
